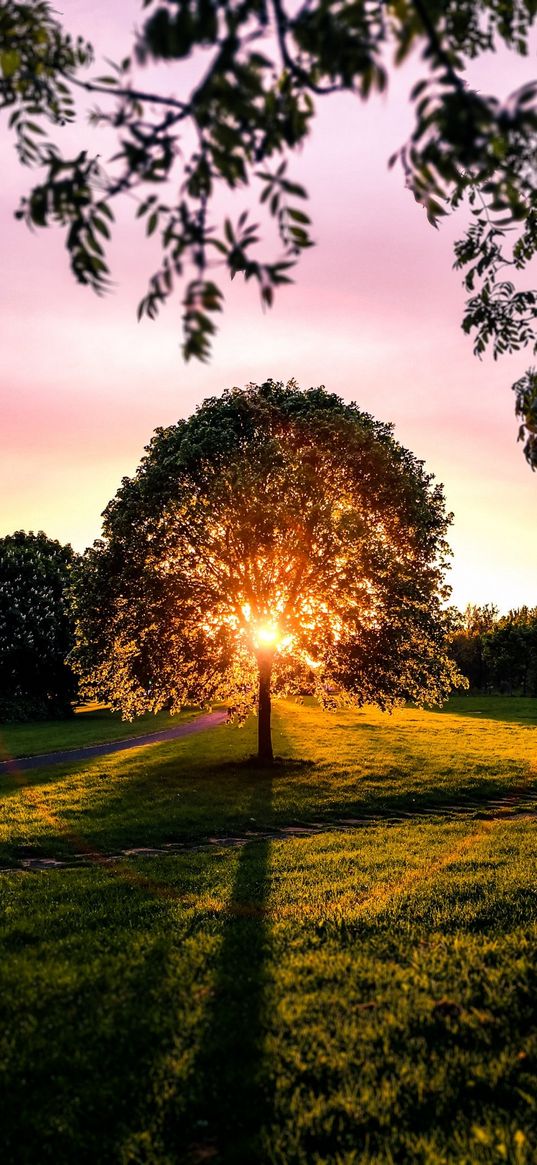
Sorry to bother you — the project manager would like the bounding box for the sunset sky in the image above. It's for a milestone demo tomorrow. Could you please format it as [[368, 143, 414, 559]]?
[[1, 0, 536, 614]]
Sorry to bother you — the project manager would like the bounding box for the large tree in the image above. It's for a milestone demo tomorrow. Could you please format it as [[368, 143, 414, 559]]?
[[2, 1, 537, 465], [74, 380, 461, 761], [0, 530, 77, 721]]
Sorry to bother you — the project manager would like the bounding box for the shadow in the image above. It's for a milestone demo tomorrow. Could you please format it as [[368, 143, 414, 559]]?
[[3, 694, 536, 869], [4, 746, 537, 870], [439, 695, 537, 726], [0, 763, 74, 801], [217, 754, 315, 773], [0, 877, 197, 1165], [172, 771, 274, 1164]]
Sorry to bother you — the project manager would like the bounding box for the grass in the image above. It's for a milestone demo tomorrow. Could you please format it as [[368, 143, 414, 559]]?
[[1, 696, 536, 1163], [439, 695, 537, 726], [2, 694, 535, 764], [1, 696, 536, 863], [0, 703, 198, 760]]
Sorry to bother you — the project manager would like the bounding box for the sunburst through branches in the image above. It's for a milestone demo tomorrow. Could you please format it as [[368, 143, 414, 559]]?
[[74, 382, 464, 762]]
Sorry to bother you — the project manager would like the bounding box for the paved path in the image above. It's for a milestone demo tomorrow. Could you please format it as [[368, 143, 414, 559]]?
[[2, 789, 536, 872], [0, 710, 227, 775]]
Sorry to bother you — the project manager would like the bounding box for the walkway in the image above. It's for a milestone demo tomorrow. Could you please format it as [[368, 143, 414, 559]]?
[[0, 710, 227, 775]]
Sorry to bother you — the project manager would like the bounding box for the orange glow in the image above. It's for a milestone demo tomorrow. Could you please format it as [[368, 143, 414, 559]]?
[[253, 622, 280, 648]]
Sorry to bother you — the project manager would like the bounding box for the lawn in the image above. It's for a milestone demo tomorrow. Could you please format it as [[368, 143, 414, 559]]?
[[1, 696, 536, 863], [0, 703, 198, 760], [1, 697, 536, 1163]]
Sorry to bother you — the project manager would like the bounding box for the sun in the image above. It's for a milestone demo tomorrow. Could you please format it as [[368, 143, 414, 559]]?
[[254, 622, 280, 647]]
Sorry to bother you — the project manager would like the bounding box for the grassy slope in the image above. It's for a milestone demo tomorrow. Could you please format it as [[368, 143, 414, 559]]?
[[2, 694, 535, 763], [1, 699, 536, 1164], [440, 694, 537, 725], [0, 704, 198, 760], [1, 697, 536, 862]]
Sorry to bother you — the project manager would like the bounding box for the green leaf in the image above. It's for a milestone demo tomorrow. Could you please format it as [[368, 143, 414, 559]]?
[[287, 208, 311, 225], [147, 212, 159, 236], [92, 216, 111, 239], [0, 50, 20, 78]]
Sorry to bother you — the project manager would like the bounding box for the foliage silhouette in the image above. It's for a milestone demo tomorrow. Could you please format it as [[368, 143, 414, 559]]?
[[451, 603, 537, 695], [2, 0, 537, 462], [73, 380, 462, 761], [0, 530, 77, 721]]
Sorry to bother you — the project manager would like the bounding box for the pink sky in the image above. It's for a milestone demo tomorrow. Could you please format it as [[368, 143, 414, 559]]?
[[1, 1, 536, 613]]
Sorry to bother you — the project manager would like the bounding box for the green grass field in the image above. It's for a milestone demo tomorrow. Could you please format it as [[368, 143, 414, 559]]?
[[0, 703, 197, 760], [1, 697, 536, 1163]]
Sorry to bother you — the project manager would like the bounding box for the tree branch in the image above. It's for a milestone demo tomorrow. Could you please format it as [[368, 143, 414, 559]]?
[[65, 71, 190, 114], [410, 0, 466, 94], [270, 0, 346, 96]]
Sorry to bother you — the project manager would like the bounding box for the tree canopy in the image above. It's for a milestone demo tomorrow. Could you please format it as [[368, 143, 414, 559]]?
[[74, 380, 462, 760], [0, 530, 77, 721], [2, 1, 537, 466]]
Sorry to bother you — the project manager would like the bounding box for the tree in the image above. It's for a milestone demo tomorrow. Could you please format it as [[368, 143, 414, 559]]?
[[73, 380, 462, 761], [449, 602, 498, 689], [449, 603, 537, 694], [0, 530, 77, 721], [2, 2, 537, 465], [483, 605, 537, 694]]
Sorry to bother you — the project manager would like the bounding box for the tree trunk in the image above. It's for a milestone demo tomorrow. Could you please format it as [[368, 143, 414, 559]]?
[[257, 651, 274, 763]]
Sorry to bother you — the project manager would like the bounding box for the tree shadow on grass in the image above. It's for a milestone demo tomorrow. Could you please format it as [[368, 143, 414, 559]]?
[[3, 754, 537, 869], [439, 696, 537, 726], [173, 770, 274, 1165], [3, 698, 536, 867], [0, 879, 196, 1165]]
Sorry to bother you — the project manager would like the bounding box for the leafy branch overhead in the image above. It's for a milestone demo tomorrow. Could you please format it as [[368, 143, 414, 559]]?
[[1, 0, 537, 464]]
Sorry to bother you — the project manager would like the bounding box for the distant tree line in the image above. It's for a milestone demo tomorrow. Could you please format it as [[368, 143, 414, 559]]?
[[0, 531, 77, 721], [450, 604, 537, 696]]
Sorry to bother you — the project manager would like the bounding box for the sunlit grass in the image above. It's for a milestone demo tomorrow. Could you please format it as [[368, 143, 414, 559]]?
[[0, 697, 535, 864], [0, 704, 197, 760], [1, 817, 536, 1163], [1, 697, 536, 1162]]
